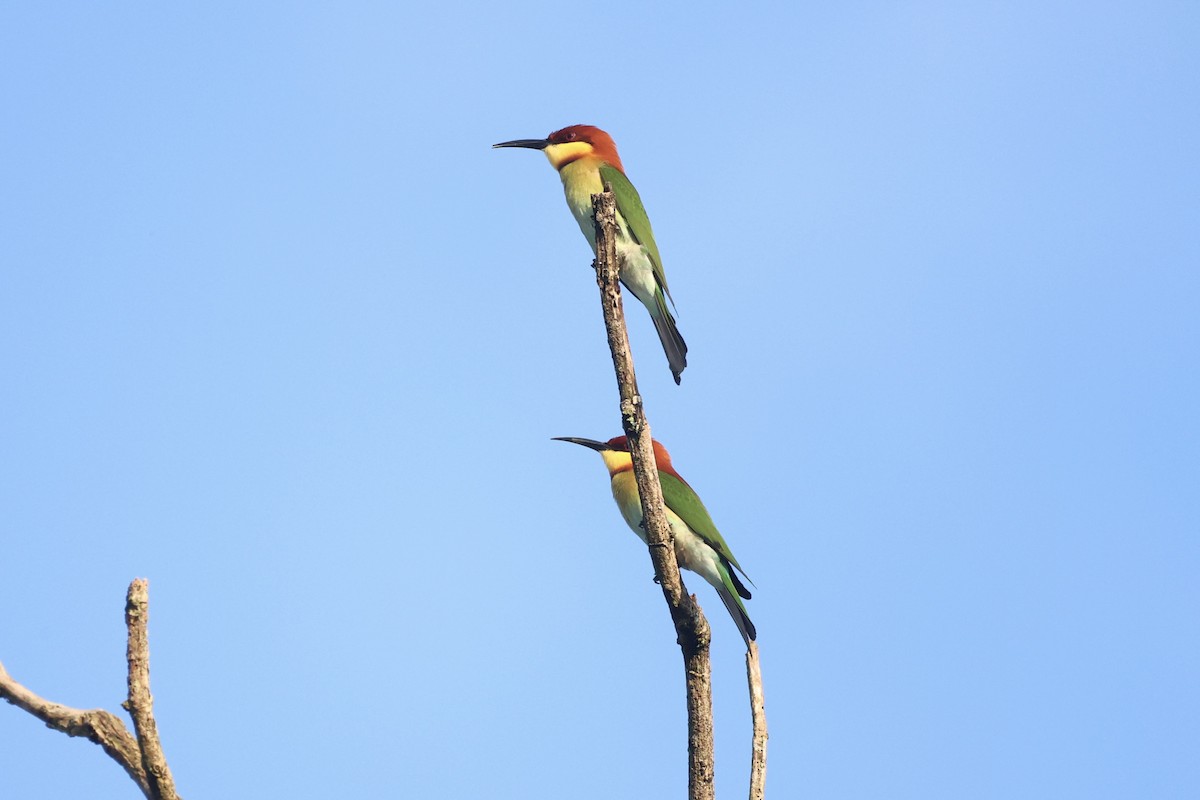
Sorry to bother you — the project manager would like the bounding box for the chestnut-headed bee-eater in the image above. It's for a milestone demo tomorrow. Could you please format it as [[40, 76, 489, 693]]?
[[494, 125, 688, 384], [554, 435, 756, 646]]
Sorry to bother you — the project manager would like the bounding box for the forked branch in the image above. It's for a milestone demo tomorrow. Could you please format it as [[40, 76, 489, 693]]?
[[0, 579, 180, 800]]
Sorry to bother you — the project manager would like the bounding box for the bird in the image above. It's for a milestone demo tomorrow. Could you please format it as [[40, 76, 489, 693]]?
[[553, 435, 756, 646], [493, 125, 688, 384]]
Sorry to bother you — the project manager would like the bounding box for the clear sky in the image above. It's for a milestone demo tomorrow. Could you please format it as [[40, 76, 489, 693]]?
[[2, 3, 1197, 798]]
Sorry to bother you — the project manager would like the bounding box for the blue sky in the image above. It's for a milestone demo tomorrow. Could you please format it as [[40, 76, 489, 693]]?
[[2, 2, 1197, 798]]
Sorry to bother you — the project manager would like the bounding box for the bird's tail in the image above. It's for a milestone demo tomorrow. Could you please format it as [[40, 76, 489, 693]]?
[[651, 290, 688, 384], [716, 562, 756, 648]]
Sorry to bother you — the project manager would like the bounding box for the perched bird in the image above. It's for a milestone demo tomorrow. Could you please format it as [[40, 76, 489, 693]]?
[[554, 435, 756, 646], [494, 125, 688, 384]]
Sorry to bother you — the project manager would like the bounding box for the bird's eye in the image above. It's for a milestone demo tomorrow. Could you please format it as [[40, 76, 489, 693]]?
[[567, 131, 577, 140]]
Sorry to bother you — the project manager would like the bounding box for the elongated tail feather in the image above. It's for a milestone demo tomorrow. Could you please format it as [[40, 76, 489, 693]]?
[[650, 291, 688, 384], [717, 580, 757, 648], [713, 558, 755, 647]]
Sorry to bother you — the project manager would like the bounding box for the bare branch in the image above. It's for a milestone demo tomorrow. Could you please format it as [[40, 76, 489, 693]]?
[[122, 579, 180, 800], [0, 662, 151, 796], [746, 643, 768, 800], [591, 188, 715, 800], [1, 579, 181, 799]]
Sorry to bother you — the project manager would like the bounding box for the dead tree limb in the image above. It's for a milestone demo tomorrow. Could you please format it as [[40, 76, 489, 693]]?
[[0, 662, 151, 795], [0, 579, 180, 800], [591, 188, 715, 800], [746, 643, 767, 799], [122, 579, 180, 800]]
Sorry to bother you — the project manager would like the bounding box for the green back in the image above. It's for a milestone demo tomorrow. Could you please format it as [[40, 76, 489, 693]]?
[[598, 163, 672, 300], [659, 470, 750, 580]]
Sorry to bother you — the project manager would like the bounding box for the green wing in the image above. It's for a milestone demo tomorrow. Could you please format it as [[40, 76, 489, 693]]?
[[659, 470, 752, 583], [598, 163, 673, 303]]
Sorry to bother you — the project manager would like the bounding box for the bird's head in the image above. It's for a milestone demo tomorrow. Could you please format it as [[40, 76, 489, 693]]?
[[493, 124, 624, 173], [553, 435, 673, 477]]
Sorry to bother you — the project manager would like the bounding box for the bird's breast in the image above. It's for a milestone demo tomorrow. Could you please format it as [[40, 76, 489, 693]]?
[[559, 160, 606, 245], [610, 471, 647, 543], [608, 472, 714, 578]]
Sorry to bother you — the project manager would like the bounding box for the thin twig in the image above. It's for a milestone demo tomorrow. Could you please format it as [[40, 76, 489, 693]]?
[[0, 661, 151, 796], [123, 579, 180, 800], [746, 643, 768, 799], [592, 188, 715, 800]]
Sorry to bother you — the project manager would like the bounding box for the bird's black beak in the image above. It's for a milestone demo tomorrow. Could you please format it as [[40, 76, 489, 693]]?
[[552, 437, 611, 452], [493, 138, 550, 150]]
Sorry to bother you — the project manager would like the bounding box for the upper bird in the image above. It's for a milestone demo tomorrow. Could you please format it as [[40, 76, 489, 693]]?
[[494, 125, 687, 384], [553, 435, 756, 647]]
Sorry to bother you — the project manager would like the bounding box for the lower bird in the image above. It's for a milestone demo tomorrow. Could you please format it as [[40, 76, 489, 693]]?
[[493, 125, 687, 384], [554, 435, 756, 647]]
